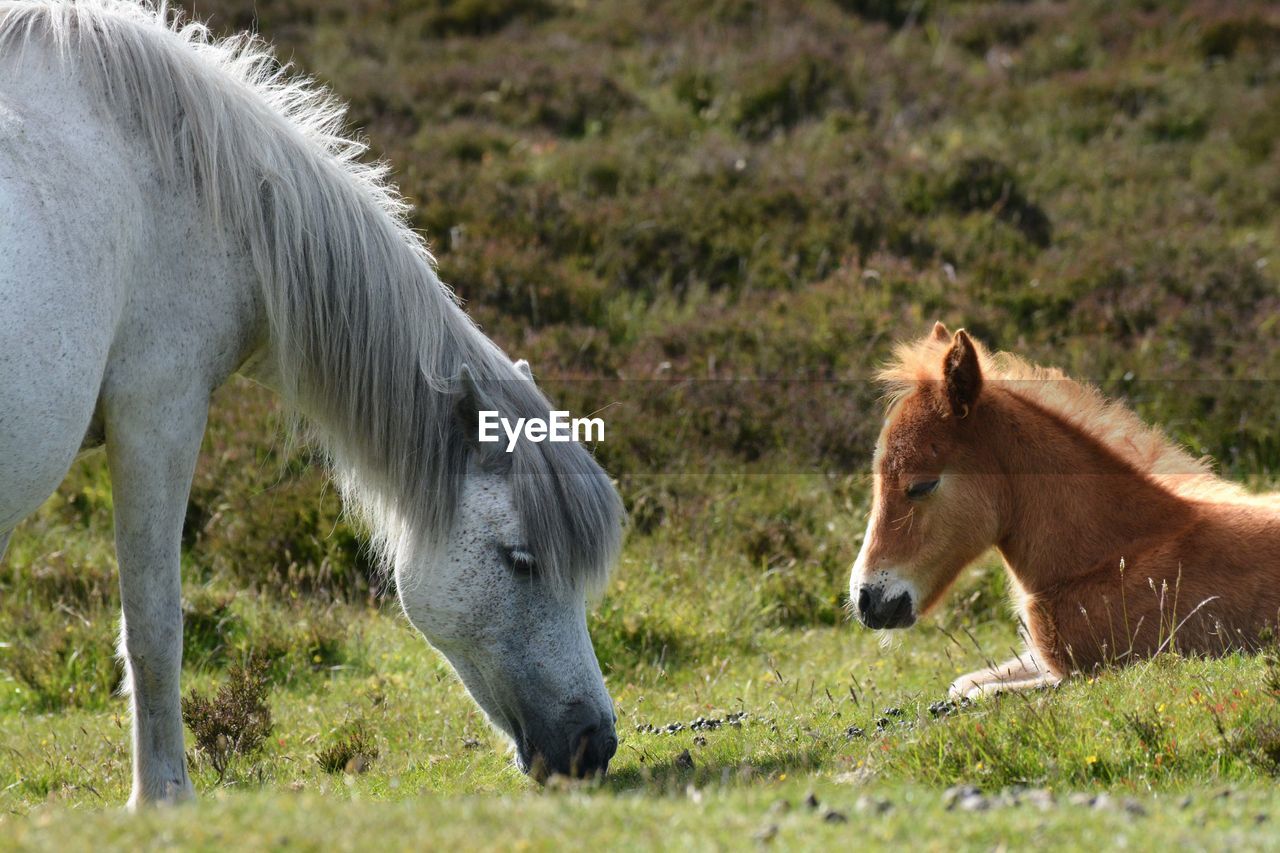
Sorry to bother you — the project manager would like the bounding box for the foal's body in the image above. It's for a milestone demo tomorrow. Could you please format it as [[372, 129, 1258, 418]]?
[[851, 323, 1280, 699], [962, 391, 1280, 694]]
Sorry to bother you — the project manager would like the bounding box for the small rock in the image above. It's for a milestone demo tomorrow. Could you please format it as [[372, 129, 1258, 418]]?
[[943, 784, 981, 809], [958, 793, 990, 812], [991, 789, 1019, 808], [769, 799, 791, 816], [823, 809, 849, 824], [675, 749, 694, 770], [753, 824, 778, 844], [844, 725, 865, 740], [1023, 788, 1055, 810], [1068, 792, 1095, 807], [803, 791, 821, 810], [1091, 793, 1114, 811], [856, 795, 893, 815], [1122, 799, 1147, 817]]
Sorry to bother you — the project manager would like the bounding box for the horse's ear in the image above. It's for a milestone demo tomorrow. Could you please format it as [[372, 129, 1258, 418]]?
[[514, 359, 533, 381], [931, 321, 951, 343], [456, 363, 486, 410], [942, 330, 982, 419], [454, 364, 503, 462]]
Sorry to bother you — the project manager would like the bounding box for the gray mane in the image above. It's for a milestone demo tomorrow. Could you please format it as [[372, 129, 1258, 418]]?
[[0, 0, 623, 594]]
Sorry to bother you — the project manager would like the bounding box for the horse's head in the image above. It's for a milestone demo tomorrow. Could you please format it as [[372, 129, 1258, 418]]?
[[850, 323, 1002, 630], [394, 359, 622, 781]]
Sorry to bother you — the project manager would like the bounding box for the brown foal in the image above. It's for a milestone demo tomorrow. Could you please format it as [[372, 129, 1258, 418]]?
[[850, 323, 1280, 699]]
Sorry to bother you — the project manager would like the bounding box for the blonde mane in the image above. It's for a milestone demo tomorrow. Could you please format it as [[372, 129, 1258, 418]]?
[[878, 331, 1256, 503]]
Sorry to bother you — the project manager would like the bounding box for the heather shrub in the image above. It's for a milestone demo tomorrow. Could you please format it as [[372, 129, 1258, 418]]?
[[316, 720, 380, 774], [182, 656, 274, 782]]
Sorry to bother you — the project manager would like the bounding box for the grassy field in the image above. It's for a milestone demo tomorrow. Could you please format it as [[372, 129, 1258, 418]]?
[[3, 0, 1280, 848]]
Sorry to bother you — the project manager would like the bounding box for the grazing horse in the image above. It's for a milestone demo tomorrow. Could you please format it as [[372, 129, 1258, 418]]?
[[850, 323, 1280, 699], [0, 0, 624, 806]]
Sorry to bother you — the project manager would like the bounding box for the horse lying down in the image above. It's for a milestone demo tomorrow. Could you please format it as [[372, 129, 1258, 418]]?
[[850, 322, 1280, 699]]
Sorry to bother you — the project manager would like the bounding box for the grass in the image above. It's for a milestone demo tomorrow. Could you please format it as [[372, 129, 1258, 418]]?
[[4, 598, 1280, 847], [2, 0, 1280, 848]]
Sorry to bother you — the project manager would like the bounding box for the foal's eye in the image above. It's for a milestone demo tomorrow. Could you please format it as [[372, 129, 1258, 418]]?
[[501, 546, 537, 576], [905, 479, 940, 500]]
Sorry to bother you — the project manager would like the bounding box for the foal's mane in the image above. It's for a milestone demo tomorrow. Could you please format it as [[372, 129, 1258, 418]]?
[[879, 332, 1253, 503], [0, 0, 623, 593]]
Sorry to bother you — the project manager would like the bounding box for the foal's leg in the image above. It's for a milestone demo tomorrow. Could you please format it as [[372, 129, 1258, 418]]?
[[949, 649, 1060, 701], [105, 391, 209, 809]]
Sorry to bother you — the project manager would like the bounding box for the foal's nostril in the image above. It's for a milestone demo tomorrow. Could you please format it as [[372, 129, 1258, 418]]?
[[855, 585, 914, 629]]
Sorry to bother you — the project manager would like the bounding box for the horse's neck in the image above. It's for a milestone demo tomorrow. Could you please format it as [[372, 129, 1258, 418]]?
[[987, 391, 1192, 595]]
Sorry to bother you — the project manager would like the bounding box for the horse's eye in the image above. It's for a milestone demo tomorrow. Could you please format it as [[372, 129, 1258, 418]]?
[[905, 479, 940, 500], [501, 546, 537, 576]]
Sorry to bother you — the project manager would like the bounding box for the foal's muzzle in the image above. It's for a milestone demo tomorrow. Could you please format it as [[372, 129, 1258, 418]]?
[[855, 585, 916, 629]]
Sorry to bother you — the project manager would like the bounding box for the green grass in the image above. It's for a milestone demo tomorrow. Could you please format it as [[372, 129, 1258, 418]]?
[[4, 591, 1280, 848], [3, 0, 1280, 847]]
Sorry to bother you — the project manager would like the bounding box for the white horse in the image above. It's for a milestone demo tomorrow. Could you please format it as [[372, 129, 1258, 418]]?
[[0, 0, 625, 807]]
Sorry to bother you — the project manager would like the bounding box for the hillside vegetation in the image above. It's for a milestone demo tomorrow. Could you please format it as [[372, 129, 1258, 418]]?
[[2, 0, 1279, 848]]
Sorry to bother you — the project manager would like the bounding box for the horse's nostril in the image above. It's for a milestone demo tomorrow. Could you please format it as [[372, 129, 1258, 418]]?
[[857, 586, 871, 616]]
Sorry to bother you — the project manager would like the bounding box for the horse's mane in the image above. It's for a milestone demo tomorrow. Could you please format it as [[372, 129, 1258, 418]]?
[[879, 331, 1256, 503], [0, 0, 622, 594]]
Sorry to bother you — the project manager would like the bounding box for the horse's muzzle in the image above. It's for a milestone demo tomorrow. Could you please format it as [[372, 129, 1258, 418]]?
[[515, 707, 618, 781], [856, 586, 916, 629]]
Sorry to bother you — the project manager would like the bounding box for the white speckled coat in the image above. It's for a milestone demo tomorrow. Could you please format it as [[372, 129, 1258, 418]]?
[[0, 1, 624, 806]]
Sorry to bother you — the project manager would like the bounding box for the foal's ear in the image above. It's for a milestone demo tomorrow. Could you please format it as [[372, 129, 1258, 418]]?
[[513, 359, 534, 381], [942, 330, 982, 418], [931, 321, 951, 343]]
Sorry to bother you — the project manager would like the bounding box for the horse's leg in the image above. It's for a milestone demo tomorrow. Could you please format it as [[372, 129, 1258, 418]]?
[[949, 650, 1060, 700], [105, 389, 209, 809]]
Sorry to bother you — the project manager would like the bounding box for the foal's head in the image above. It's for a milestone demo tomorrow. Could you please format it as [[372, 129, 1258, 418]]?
[[850, 323, 1003, 629]]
